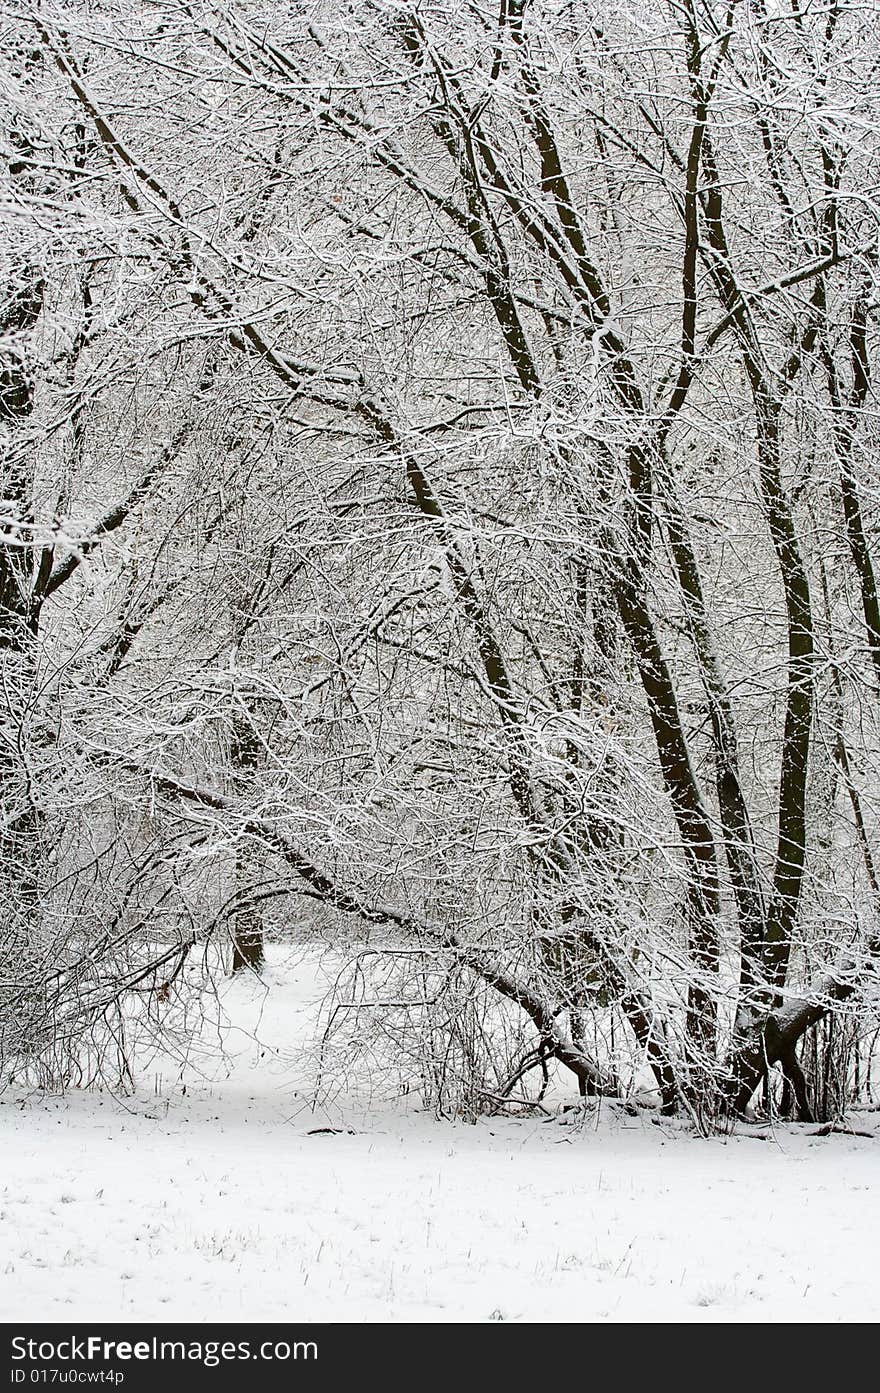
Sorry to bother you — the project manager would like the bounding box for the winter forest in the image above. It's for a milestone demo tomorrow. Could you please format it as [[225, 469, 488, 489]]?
[[2, 0, 880, 1326]]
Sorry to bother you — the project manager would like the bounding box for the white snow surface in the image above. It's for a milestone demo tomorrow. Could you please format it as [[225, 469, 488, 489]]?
[[1, 948, 877, 1323]]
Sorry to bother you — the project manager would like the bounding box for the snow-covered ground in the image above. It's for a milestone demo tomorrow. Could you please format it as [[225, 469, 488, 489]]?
[[1, 949, 877, 1323]]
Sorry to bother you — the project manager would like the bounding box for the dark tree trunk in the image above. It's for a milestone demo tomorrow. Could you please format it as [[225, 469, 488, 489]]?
[[229, 708, 265, 973]]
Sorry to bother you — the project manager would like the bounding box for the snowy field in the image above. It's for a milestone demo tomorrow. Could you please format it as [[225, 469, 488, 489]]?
[[1, 951, 877, 1324]]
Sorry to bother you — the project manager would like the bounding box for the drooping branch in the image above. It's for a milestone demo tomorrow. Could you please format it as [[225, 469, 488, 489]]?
[[120, 762, 618, 1097]]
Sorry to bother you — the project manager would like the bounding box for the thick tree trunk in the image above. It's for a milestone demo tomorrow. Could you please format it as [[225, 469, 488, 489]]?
[[230, 708, 265, 973], [0, 127, 45, 1056]]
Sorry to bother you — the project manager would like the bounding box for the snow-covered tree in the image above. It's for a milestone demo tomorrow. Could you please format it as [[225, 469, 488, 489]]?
[[3, 0, 880, 1122]]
